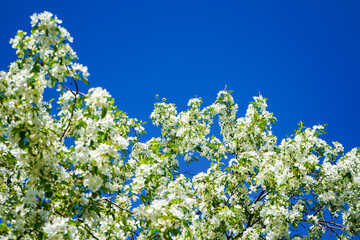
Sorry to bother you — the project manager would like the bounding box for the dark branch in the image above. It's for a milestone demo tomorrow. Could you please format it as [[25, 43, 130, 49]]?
[[103, 198, 134, 214], [59, 77, 79, 142]]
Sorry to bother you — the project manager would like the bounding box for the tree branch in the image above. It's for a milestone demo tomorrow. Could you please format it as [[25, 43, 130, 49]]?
[[59, 76, 78, 142], [103, 198, 134, 214], [83, 224, 100, 240]]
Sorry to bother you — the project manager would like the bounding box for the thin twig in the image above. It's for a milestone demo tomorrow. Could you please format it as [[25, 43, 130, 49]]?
[[104, 198, 134, 214], [59, 82, 86, 96], [319, 221, 341, 238], [319, 220, 345, 228], [83, 224, 100, 240], [59, 77, 78, 142], [319, 221, 344, 231], [254, 190, 266, 203]]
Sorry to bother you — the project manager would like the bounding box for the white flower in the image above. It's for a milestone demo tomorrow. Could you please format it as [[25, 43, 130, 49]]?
[[72, 63, 90, 79], [43, 217, 68, 237], [84, 174, 103, 192], [116, 135, 129, 150], [30, 13, 39, 27], [38, 11, 53, 23], [85, 87, 110, 108]]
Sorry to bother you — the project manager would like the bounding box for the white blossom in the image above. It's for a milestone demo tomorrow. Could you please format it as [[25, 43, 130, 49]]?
[[0, 11, 359, 240]]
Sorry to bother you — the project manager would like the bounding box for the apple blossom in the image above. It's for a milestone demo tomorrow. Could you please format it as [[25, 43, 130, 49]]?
[[0, 11, 359, 240]]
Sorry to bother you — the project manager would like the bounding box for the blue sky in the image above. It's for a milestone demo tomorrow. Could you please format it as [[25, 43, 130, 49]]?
[[1, 1, 360, 152]]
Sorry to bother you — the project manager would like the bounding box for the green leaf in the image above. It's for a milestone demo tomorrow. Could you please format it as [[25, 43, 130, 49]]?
[[80, 77, 89, 86], [169, 144, 179, 150], [345, 171, 352, 180], [45, 191, 53, 198], [101, 108, 107, 119], [17, 31, 25, 38], [31, 25, 39, 34], [115, 109, 123, 116], [170, 228, 180, 236], [298, 120, 303, 129], [78, 121, 87, 128], [152, 144, 160, 153], [51, 78, 57, 88], [140, 194, 147, 203], [31, 64, 40, 74], [0, 223, 9, 234], [19, 130, 26, 149]]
